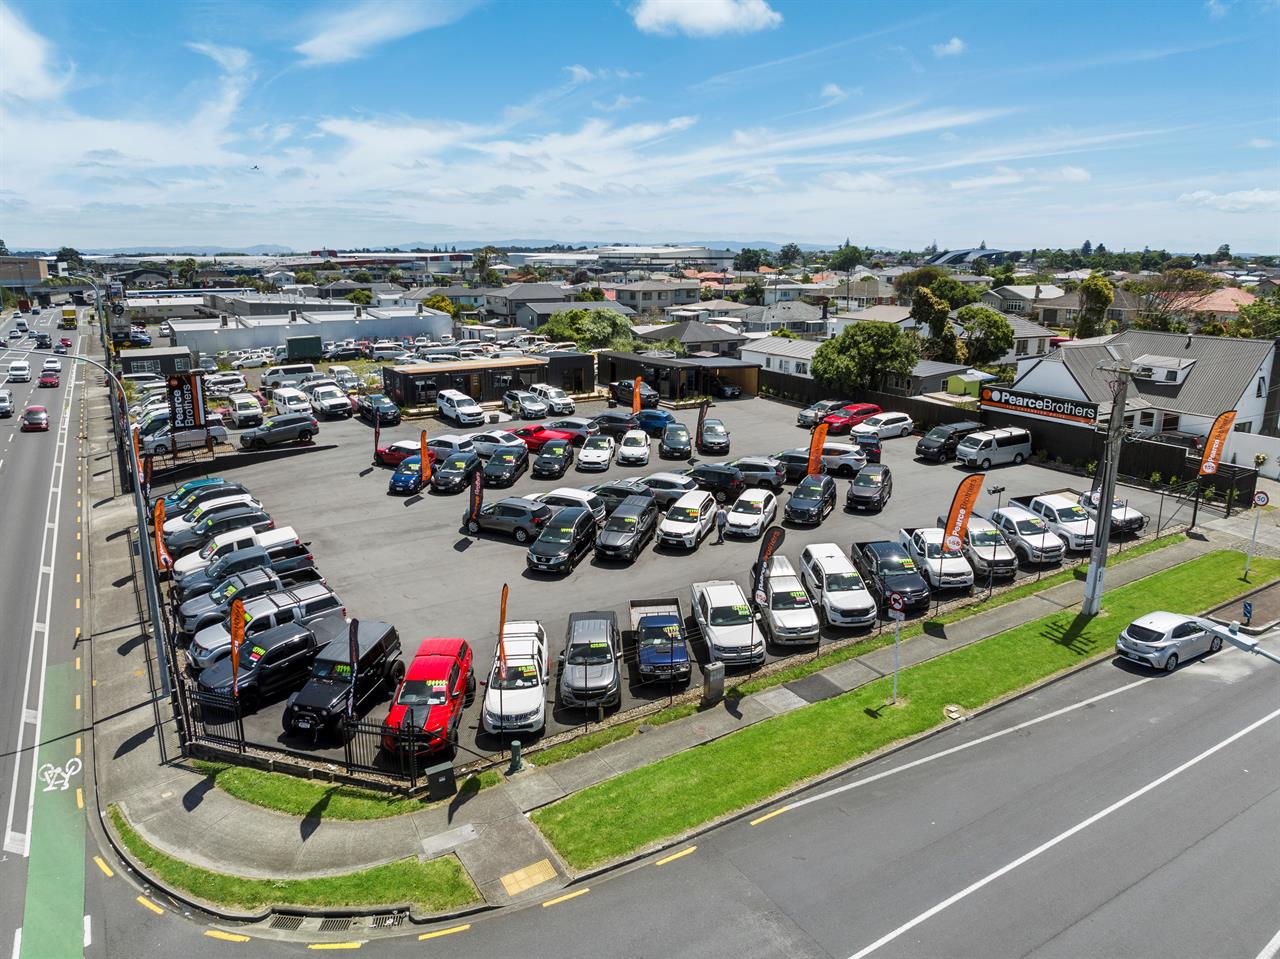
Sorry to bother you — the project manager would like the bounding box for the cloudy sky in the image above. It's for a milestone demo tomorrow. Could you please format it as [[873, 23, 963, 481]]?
[[1, 0, 1277, 252]]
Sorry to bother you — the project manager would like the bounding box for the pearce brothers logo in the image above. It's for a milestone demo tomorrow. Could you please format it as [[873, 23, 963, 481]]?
[[980, 387, 1098, 424]]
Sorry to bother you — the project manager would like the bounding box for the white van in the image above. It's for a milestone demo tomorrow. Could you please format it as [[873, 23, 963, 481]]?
[[262, 364, 316, 389], [7, 361, 31, 383], [370, 342, 405, 361], [123, 372, 164, 386], [227, 393, 263, 428], [955, 427, 1032, 470], [171, 526, 300, 578], [272, 387, 310, 415], [436, 388, 485, 426], [15, 319, 28, 333]]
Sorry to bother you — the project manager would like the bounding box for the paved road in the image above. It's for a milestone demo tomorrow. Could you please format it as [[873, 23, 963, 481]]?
[[0, 310, 93, 958], [79, 629, 1280, 958]]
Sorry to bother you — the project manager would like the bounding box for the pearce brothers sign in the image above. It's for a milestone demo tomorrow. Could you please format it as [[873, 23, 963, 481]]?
[[167, 373, 206, 431], [979, 386, 1098, 425]]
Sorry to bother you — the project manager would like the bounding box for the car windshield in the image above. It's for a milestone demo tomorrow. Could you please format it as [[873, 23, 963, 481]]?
[[397, 680, 447, 707], [1126, 623, 1166, 644], [311, 659, 354, 681], [925, 542, 963, 559], [566, 641, 613, 665], [971, 529, 1003, 547], [639, 623, 681, 650], [444, 457, 469, 470], [771, 589, 811, 611], [541, 442, 569, 457], [584, 437, 610, 450], [1015, 518, 1048, 534], [540, 524, 576, 544], [544, 388, 566, 399], [826, 571, 862, 591], [925, 427, 952, 441], [854, 472, 882, 487], [622, 435, 645, 447], [667, 506, 700, 523], [1056, 506, 1088, 522], [214, 581, 240, 601], [494, 452, 519, 464], [733, 499, 764, 515], [709, 602, 752, 627], [664, 425, 688, 440], [491, 662, 539, 690], [882, 555, 916, 573], [394, 462, 419, 476], [604, 513, 639, 533], [793, 486, 822, 504], [703, 424, 727, 436], [198, 540, 221, 560]]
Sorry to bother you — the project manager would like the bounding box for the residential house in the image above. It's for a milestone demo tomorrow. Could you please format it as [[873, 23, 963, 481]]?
[[741, 300, 829, 337], [1179, 287, 1257, 327], [980, 284, 1064, 314], [740, 336, 818, 378], [829, 277, 898, 311], [405, 285, 491, 311], [514, 299, 635, 331], [484, 282, 575, 321], [604, 280, 701, 314], [960, 312, 1053, 364], [263, 270, 296, 287], [317, 279, 370, 299], [1034, 287, 1142, 329], [760, 281, 836, 305], [663, 298, 753, 322], [635, 319, 745, 356], [883, 360, 970, 397]]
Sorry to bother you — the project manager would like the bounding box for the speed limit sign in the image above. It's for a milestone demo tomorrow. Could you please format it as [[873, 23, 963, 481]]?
[[1255, 491, 1270, 508]]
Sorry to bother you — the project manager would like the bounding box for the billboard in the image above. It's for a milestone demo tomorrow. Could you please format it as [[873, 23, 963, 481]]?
[[979, 386, 1098, 425], [167, 373, 206, 430]]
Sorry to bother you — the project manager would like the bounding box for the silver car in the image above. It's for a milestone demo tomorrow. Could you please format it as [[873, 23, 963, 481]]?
[[1115, 611, 1223, 671], [0, 388, 13, 417], [467, 430, 524, 459], [502, 389, 548, 419]]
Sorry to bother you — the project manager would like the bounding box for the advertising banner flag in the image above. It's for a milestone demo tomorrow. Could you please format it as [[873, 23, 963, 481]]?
[[752, 525, 787, 605], [419, 429, 432, 482], [229, 598, 245, 697], [468, 467, 484, 522], [806, 423, 828, 476], [166, 373, 206, 431], [632, 376, 643, 415], [347, 618, 360, 717], [696, 398, 710, 439], [943, 473, 985, 553], [497, 583, 509, 679], [153, 499, 173, 572], [1199, 410, 1237, 476], [372, 409, 381, 458]]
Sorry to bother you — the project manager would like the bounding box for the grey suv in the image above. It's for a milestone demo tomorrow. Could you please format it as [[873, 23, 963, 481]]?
[[594, 494, 658, 562], [465, 497, 554, 543], [0, 388, 12, 417], [558, 611, 623, 709], [239, 412, 320, 449]]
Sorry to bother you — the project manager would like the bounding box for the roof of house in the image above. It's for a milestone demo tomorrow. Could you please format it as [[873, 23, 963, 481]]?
[[740, 337, 819, 360], [1187, 287, 1256, 313], [988, 284, 1065, 300], [518, 300, 635, 316], [1034, 287, 1143, 312], [403, 285, 490, 300], [491, 282, 574, 299], [753, 300, 826, 322], [635, 319, 745, 344], [841, 304, 912, 324], [682, 298, 750, 312], [1017, 329, 1273, 419], [606, 279, 701, 292], [912, 360, 969, 379]]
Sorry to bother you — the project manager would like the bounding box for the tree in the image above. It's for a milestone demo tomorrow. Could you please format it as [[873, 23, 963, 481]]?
[[386, 269, 404, 283], [928, 274, 982, 309], [54, 247, 85, 269], [924, 324, 966, 364], [777, 243, 803, 268], [910, 287, 951, 340], [0, 238, 8, 256], [352, 270, 372, 283], [812, 322, 919, 393], [770, 327, 797, 339], [742, 277, 766, 305], [892, 265, 947, 301], [535, 308, 634, 349], [1215, 243, 1231, 263], [294, 270, 316, 284], [827, 244, 864, 274], [423, 294, 456, 316], [1076, 274, 1114, 338], [573, 288, 605, 302], [957, 305, 1014, 365], [733, 248, 764, 272], [176, 257, 199, 287], [699, 286, 720, 301], [1236, 294, 1280, 339], [346, 289, 373, 305], [1081, 240, 1093, 257], [1128, 269, 1219, 331]]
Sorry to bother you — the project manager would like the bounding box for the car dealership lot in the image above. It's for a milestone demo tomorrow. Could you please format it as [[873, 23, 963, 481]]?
[[166, 395, 1173, 762]]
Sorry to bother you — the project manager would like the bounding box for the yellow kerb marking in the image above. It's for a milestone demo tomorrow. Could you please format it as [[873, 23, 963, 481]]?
[[204, 930, 251, 943], [136, 896, 164, 915], [542, 888, 590, 908], [418, 924, 470, 941], [750, 806, 790, 826], [93, 856, 114, 878], [655, 845, 697, 866]]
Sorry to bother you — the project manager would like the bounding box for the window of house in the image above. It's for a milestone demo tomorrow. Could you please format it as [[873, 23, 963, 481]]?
[[1139, 410, 1155, 427], [1007, 300, 1024, 312], [764, 357, 772, 369], [1015, 340, 1028, 355], [642, 292, 652, 300], [133, 360, 161, 373], [1258, 377, 1266, 398], [795, 361, 808, 375], [778, 359, 790, 373], [1164, 369, 1177, 382]]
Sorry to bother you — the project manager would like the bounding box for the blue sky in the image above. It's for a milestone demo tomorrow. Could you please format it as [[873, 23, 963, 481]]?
[[2, 0, 1278, 252]]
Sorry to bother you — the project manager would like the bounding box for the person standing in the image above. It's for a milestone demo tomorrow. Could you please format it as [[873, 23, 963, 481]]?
[[715, 503, 728, 544]]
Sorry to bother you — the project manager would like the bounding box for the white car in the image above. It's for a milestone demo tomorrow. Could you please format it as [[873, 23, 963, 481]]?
[[1027, 493, 1096, 551], [898, 527, 974, 590], [819, 442, 866, 477], [798, 543, 877, 628], [988, 506, 1066, 565], [529, 383, 575, 415], [657, 490, 716, 550], [272, 387, 310, 415], [42, 358, 62, 372], [852, 411, 915, 440], [231, 353, 270, 369], [469, 430, 525, 459], [481, 621, 550, 735], [162, 494, 260, 536], [143, 420, 230, 455], [616, 429, 651, 466], [309, 385, 352, 418], [691, 580, 764, 666], [204, 372, 247, 395], [760, 556, 820, 644], [426, 433, 477, 458], [726, 489, 777, 537], [576, 434, 616, 471], [1077, 490, 1148, 535]]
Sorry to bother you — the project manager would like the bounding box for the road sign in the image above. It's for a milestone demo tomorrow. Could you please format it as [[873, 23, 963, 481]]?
[[888, 592, 905, 611], [1254, 491, 1269, 508], [887, 609, 905, 621], [1243, 600, 1253, 623]]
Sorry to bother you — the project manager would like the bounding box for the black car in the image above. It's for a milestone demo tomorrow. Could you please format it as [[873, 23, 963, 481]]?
[[324, 346, 363, 361], [784, 474, 836, 524], [532, 439, 574, 478], [283, 618, 404, 736], [196, 621, 321, 710], [709, 377, 742, 399], [915, 420, 983, 462], [682, 463, 744, 503], [165, 507, 273, 557], [357, 393, 401, 426], [587, 479, 654, 515], [594, 495, 658, 562], [591, 410, 640, 440], [609, 379, 660, 409], [697, 418, 731, 456], [526, 506, 596, 573], [431, 451, 482, 493], [852, 541, 930, 613], [853, 433, 882, 464], [846, 463, 893, 511], [775, 449, 815, 483], [659, 423, 692, 459], [482, 444, 529, 487]]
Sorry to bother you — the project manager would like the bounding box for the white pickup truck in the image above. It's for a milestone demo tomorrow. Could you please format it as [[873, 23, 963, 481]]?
[[946, 516, 1019, 579], [480, 620, 549, 736], [1017, 493, 1096, 551], [898, 527, 975, 590], [1067, 488, 1148, 535]]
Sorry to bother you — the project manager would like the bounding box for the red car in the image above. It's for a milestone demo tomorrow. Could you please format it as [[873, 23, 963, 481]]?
[[382, 638, 474, 755], [511, 425, 577, 452], [375, 440, 435, 468], [59, 337, 73, 347], [38, 371, 60, 388], [822, 402, 882, 434], [21, 407, 50, 432]]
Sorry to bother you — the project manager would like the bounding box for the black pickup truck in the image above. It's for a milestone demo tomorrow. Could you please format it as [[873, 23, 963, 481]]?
[[282, 618, 404, 738]]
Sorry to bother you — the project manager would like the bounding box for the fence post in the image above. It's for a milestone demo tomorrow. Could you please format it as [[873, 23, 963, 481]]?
[[1225, 483, 1236, 519]]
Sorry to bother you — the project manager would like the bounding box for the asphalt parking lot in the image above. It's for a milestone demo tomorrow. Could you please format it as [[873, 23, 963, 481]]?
[[160, 392, 1175, 764]]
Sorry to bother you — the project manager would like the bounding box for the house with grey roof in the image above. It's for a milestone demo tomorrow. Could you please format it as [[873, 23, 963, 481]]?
[[957, 311, 1054, 365], [603, 279, 701, 314], [1033, 287, 1142, 329], [515, 299, 635, 331], [741, 300, 829, 336], [741, 336, 966, 396], [981, 284, 1065, 314], [663, 298, 753, 321], [404, 285, 492, 309], [635, 319, 745, 355], [484, 282, 575, 320]]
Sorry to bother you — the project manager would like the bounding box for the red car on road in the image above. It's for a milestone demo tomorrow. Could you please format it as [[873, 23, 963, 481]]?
[[59, 337, 73, 348], [511, 425, 578, 452], [21, 406, 49, 432], [822, 402, 881, 434], [375, 440, 434, 468], [39, 371, 60, 388], [381, 638, 474, 755]]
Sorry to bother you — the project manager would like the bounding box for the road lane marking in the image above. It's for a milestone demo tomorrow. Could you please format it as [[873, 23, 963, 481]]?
[[204, 930, 251, 943], [136, 896, 164, 915], [790, 675, 1156, 816], [75, 657, 80, 671], [75, 738, 81, 756], [306, 944, 361, 950], [75, 788, 83, 810], [542, 888, 590, 907], [83, 915, 91, 947], [845, 700, 1280, 959], [74, 695, 80, 711], [1256, 925, 1280, 959], [655, 845, 697, 866], [418, 924, 471, 941], [750, 807, 790, 826], [92, 855, 113, 878], [11, 928, 19, 958]]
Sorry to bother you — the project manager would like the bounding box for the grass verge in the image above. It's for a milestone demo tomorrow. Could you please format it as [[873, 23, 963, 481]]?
[[190, 760, 499, 822], [108, 805, 479, 912], [532, 549, 1274, 869]]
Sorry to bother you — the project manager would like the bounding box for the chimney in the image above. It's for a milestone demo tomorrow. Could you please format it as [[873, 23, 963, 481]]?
[[289, 309, 298, 323], [355, 306, 364, 318], [219, 314, 228, 328]]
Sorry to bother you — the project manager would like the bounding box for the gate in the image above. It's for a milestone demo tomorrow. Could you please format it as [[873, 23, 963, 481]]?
[[342, 719, 423, 788], [189, 688, 245, 751]]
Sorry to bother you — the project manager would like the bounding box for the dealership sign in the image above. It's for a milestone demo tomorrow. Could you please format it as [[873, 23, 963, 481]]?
[[979, 386, 1098, 425], [167, 373, 206, 430]]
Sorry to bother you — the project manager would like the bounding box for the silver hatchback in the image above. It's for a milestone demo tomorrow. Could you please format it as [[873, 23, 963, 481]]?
[[1115, 611, 1222, 671]]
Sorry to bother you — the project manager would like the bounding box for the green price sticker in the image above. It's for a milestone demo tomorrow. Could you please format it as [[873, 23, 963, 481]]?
[[733, 604, 750, 614], [334, 663, 352, 677], [248, 645, 265, 662]]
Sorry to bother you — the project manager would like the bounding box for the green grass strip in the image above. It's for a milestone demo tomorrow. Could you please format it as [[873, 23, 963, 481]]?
[[108, 805, 479, 911], [532, 549, 1275, 869], [190, 760, 499, 821]]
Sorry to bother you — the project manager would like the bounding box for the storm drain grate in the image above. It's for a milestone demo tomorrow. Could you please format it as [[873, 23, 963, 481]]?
[[319, 918, 353, 932], [269, 915, 304, 931], [366, 913, 407, 928]]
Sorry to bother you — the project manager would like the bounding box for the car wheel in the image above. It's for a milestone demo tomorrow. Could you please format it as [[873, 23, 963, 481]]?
[[388, 659, 406, 685], [1163, 653, 1179, 672], [515, 527, 530, 543], [466, 519, 480, 534], [1014, 453, 1025, 465], [901, 425, 911, 437], [714, 490, 727, 503], [253, 438, 267, 450], [298, 430, 312, 442], [465, 670, 476, 706], [154, 443, 170, 454], [981, 458, 992, 470], [1209, 634, 1223, 653]]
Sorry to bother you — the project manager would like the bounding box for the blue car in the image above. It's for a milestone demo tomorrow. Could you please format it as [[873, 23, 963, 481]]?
[[635, 612, 692, 684], [155, 478, 228, 512], [388, 455, 426, 494], [635, 409, 676, 437], [129, 331, 152, 346]]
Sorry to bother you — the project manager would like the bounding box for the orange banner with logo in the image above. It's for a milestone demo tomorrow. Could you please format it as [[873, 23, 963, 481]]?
[[131, 425, 142, 478], [419, 429, 431, 481], [1198, 410, 1236, 476], [497, 583, 509, 679], [631, 376, 643, 415], [229, 598, 245, 697], [806, 423, 828, 476], [153, 500, 173, 572], [943, 472, 985, 552]]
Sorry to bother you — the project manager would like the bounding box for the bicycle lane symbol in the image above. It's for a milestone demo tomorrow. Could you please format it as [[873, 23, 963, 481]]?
[[38, 758, 82, 792]]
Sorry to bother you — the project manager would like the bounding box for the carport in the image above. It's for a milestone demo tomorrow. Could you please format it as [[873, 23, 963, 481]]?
[[598, 351, 761, 401], [382, 356, 548, 406]]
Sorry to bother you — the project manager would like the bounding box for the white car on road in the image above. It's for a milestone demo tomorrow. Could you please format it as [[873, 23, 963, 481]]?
[[725, 489, 777, 537]]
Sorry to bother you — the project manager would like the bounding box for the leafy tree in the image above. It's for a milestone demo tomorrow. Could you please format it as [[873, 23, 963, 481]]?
[[812, 322, 919, 392], [535, 308, 634, 349], [1235, 294, 1280, 339], [0, 238, 8, 256], [1214, 243, 1231, 262], [345, 289, 373, 305], [928, 274, 982, 309], [733, 248, 765, 272], [827, 244, 864, 274], [770, 327, 797, 339], [699, 286, 720, 301], [176, 258, 199, 287], [1081, 240, 1092, 256], [233, 273, 254, 287], [423, 294, 455, 316], [957, 305, 1014, 364], [1128, 269, 1219, 331], [1076, 274, 1114, 338], [352, 270, 373, 283], [892, 265, 947, 301], [294, 270, 316, 284], [742, 277, 766, 305], [55, 246, 85, 269], [570, 269, 591, 285], [573, 288, 605, 302], [777, 243, 803, 267], [924, 324, 966, 364], [910, 286, 951, 340], [386, 269, 404, 282], [1165, 256, 1195, 270]]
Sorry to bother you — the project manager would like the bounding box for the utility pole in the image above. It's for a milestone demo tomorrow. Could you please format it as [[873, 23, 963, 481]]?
[[1082, 353, 1134, 615]]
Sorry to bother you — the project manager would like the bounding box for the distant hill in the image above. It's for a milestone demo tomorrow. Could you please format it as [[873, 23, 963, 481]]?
[[81, 244, 296, 256], [393, 238, 837, 253]]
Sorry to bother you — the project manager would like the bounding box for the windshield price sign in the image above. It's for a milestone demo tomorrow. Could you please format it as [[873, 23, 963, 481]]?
[[167, 373, 206, 430]]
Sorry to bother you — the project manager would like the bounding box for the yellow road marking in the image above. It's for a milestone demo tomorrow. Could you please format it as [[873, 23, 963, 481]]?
[[136, 896, 164, 915], [75, 656, 81, 670], [75, 627, 81, 639], [750, 806, 790, 826], [542, 888, 590, 908], [76, 551, 81, 561], [93, 856, 113, 878], [306, 944, 361, 951], [76, 573, 81, 583], [76, 787, 84, 810], [74, 694, 81, 710], [76, 597, 81, 609], [418, 924, 471, 941], [77, 531, 81, 540], [204, 930, 251, 943], [75, 736, 82, 756], [655, 845, 697, 866]]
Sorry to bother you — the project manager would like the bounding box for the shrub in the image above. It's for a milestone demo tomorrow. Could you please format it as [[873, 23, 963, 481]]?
[[1150, 471, 1162, 486], [1255, 452, 1268, 468], [1086, 461, 1098, 476]]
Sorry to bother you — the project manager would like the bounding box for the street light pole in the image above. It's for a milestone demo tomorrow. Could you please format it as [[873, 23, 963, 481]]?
[[1082, 355, 1134, 616]]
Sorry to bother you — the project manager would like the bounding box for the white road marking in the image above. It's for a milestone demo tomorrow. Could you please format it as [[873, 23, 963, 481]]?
[[787, 674, 1156, 814], [846, 700, 1280, 959], [10, 927, 19, 959], [83, 915, 91, 948], [1256, 925, 1280, 959]]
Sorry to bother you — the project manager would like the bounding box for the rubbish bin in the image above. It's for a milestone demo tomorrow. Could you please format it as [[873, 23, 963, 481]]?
[[701, 661, 724, 707]]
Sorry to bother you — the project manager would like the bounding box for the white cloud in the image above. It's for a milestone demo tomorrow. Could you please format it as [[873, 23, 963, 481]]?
[[186, 42, 249, 74], [931, 36, 966, 57], [295, 0, 476, 66], [1054, 165, 1092, 182], [1205, 0, 1231, 17], [565, 64, 597, 84], [0, 1, 73, 100], [631, 0, 782, 37], [948, 164, 1090, 190], [1178, 188, 1280, 213], [821, 171, 897, 192], [950, 167, 1023, 190], [939, 131, 959, 142], [821, 83, 848, 103], [1247, 137, 1276, 148], [593, 94, 645, 112]]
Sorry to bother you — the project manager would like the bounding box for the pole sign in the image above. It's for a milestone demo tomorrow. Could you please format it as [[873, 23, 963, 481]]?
[[631, 375, 643, 415], [229, 598, 245, 697], [1243, 600, 1253, 623], [467, 467, 484, 522], [1199, 410, 1236, 476], [152, 500, 172, 572], [752, 525, 786, 604], [979, 386, 1098, 425], [166, 373, 206, 430], [1254, 491, 1269, 508], [347, 618, 360, 717], [419, 429, 432, 482]]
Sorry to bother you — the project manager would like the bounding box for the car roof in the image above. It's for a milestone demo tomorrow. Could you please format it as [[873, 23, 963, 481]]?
[[614, 495, 654, 515], [1132, 611, 1190, 632], [646, 471, 693, 483], [241, 620, 314, 650], [672, 490, 711, 507], [861, 464, 890, 475], [698, 580, 746, 603], [733, 455, 779, 466], [567, 610, 615, 644], [551, 505, 590, 523], [797, 473, 829, 487], [993, 505, 1038, 520], [805, 543, 856, 571], [866, 540, 907, 558], [736, 488, 772, 503]]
